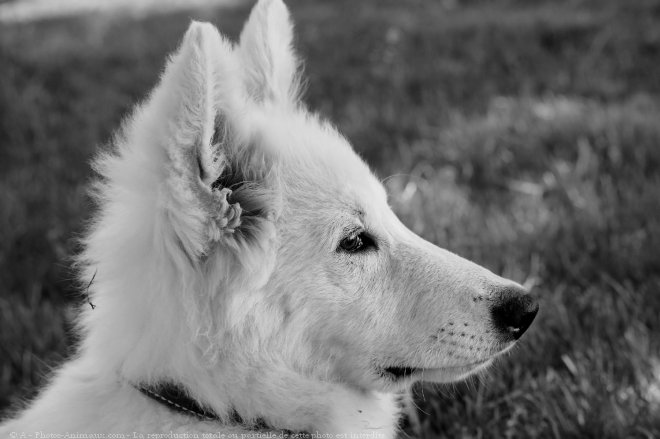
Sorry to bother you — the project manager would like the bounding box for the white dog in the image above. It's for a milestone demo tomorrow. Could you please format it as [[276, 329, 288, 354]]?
[[1, 0, 538, 436]]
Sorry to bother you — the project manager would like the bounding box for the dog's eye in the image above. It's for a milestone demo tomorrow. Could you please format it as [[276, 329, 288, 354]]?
[[338, 232, 375, 253]]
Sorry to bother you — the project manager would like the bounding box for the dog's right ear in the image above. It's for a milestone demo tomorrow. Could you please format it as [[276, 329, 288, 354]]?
[[152, 22, 278, 262]]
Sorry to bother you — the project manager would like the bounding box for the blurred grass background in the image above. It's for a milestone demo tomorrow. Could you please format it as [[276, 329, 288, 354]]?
[[1, 0, 660, 437]]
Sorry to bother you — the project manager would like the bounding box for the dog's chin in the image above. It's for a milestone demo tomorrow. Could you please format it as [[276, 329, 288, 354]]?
[[380, 342, 519, 385], [413, 359, 494, 383]]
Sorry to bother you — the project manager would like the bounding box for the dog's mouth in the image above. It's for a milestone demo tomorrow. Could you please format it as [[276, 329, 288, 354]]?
[[380, 359, 493, 382], [383, 366, 421, 379]]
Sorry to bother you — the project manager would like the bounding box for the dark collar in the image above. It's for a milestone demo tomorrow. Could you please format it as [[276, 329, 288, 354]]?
[[134, 382, 220, 422], [134, 382, 286, 431]]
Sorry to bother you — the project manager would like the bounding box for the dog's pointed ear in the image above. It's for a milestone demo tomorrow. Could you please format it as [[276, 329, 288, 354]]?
[[160, 22, 224, 182], [239, 0, 300, 106], [155, 21, 279, 261]]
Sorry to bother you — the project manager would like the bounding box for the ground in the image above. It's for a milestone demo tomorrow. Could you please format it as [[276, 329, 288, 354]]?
[[1, 0, 660, 437]]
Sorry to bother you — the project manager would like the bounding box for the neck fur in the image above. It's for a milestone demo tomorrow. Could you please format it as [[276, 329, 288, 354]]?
[[77, 209, 399, 437]]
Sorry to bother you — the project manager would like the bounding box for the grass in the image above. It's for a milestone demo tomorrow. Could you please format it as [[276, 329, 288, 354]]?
[[1, 0, 660, 437]]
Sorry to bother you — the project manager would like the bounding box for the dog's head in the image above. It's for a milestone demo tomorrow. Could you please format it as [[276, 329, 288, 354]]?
[[99, 0, 537, 394]]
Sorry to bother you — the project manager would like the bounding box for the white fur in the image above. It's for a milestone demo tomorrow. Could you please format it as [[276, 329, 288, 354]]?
[[1, 1, 529, 436]]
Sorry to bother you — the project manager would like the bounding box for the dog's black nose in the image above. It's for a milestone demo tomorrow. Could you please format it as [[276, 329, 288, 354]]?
[[489, 286, 538, 340]]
